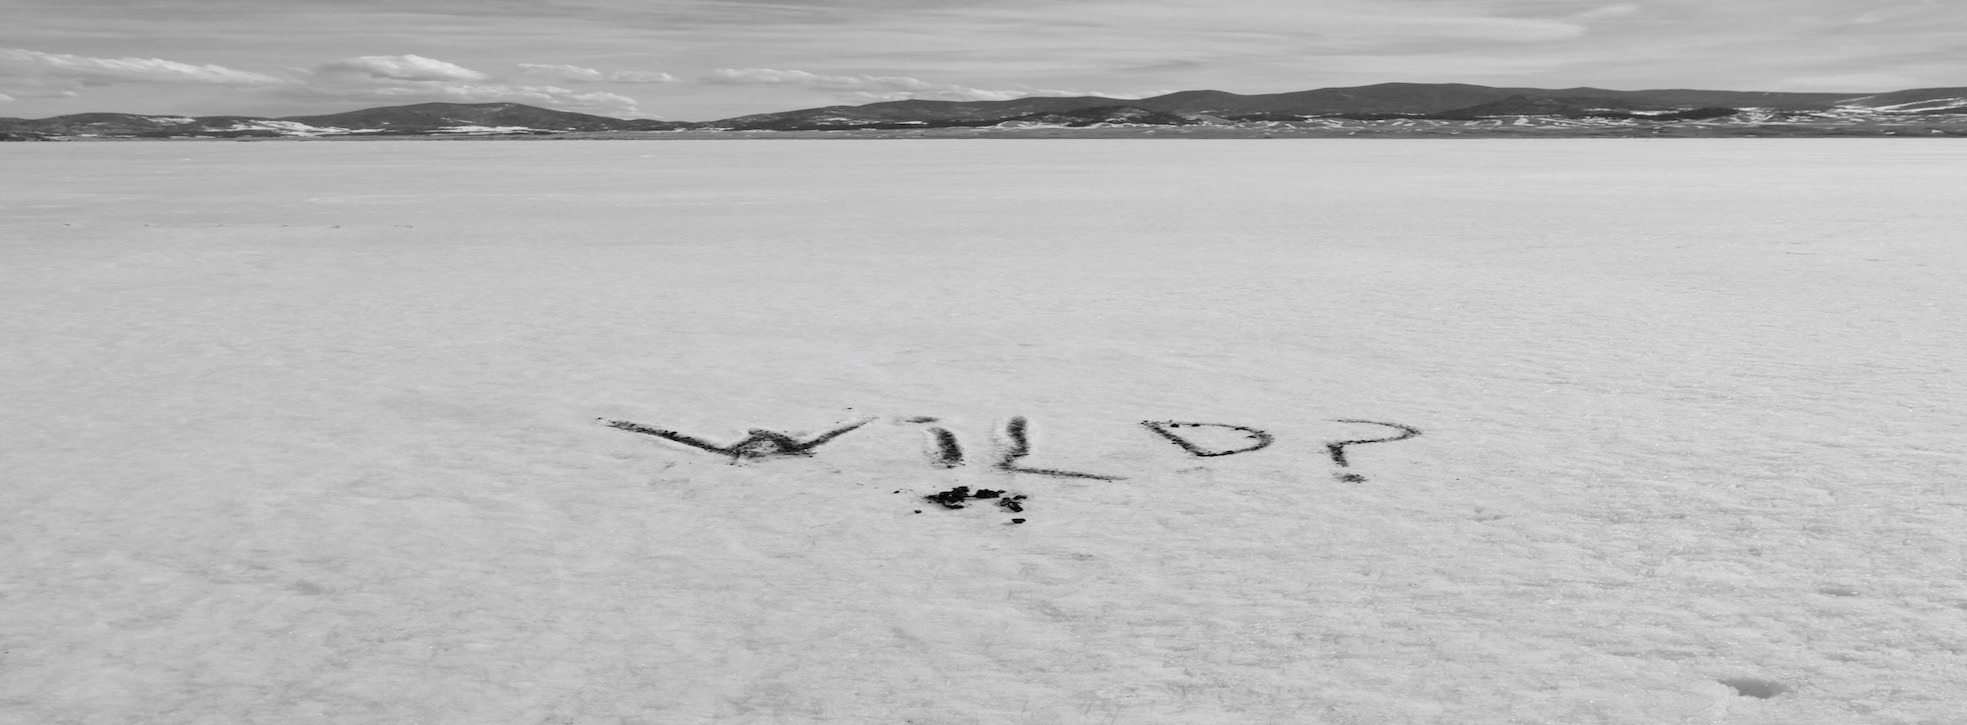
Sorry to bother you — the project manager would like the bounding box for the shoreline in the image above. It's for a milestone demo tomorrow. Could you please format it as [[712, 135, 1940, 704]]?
[[19, 122, 1967, 142]]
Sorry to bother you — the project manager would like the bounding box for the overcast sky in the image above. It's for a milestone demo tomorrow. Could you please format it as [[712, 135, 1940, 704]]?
[[3, 0, 1962, 121]]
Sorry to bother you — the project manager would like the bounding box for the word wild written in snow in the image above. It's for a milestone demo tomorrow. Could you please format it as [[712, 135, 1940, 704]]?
[[601, 416, 1421, 482]]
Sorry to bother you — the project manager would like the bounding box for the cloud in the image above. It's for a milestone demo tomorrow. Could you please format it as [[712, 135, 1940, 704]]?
[[292, 55, 651, 117], [610, 70, 681, 84], [519, 63, 606, 82], [294, 80, 649, 117], [315, 54, 491, 82], [0, 49, 655, 117], [518, 63, 679, 84], [0, 48, 287, 86], [1770, 73, 1918, 92], [0, 76, 84, 99], [0, 92, 13, 102], [699, 68, 1119, 102], [1570, 3, 1640, 22]]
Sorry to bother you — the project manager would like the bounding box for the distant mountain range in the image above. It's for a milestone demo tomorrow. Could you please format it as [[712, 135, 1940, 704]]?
[[5, 82, 1966, 139], [0, 102, 691, 139]]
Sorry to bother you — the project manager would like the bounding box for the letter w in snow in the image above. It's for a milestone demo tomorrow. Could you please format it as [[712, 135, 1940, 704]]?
[[603, 418, 871, 460]]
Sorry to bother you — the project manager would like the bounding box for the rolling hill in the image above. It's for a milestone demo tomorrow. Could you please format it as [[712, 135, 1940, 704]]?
[[4, 83, 1966, 139]]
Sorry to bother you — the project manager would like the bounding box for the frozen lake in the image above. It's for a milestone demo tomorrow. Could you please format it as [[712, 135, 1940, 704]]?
[[4, 139, 1964, 723]]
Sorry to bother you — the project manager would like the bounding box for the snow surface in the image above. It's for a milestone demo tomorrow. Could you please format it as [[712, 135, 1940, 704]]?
[[2, 139, 1964, 724], [433, 125, 549, 135], [226, 120, 352, 136], [1863, 99, 1967, 114]]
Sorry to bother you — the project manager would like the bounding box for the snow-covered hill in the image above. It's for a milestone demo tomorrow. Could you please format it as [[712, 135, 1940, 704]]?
[[8, 85, 1967, 139]]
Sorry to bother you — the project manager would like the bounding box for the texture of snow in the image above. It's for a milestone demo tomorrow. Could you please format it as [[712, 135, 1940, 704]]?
[[1856, 99, 1967, 113], [434, 125, 545, 134], [2, 140, 1964, 724], [226, 120, 351, 136]]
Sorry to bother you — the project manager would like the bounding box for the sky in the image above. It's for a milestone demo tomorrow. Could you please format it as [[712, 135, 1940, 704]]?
[[2, 0, 1963, 121]]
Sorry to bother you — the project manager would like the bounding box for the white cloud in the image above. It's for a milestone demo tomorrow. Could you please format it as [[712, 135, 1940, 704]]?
[[610, 70, 681, 84], [519, 63, 679, 84], [519, 63, 606, 82], [700, 68, 1120, 102], [1771, 73, 1914, 92], [0, 49, 655, 117], [1571, 3, 1640, 22], [315, 54, 492, 82], [289, 54, 651, 117], [0, 76, 83, 100], [701, 67, 1012, 100], [0, 48, 287, 86], [0, 92, 13, 102], [297, 81, 647, 116]]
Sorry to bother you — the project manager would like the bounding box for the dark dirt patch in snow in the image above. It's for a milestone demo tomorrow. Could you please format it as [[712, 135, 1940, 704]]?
[[920, 486, 1028, 520], [1718, 678, 1789, 699], [924, 486, 975, 509]]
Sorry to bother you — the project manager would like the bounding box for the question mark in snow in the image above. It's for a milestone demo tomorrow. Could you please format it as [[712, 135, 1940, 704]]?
[[1325, 420, 1421, 482]]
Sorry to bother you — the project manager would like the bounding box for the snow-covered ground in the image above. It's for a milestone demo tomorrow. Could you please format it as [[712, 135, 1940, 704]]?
[[3, 139, 1963, 724]]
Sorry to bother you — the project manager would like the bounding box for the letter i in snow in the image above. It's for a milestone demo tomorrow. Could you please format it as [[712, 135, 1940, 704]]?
[[929, 427, 964, 467], [902, 416, 965, 468]]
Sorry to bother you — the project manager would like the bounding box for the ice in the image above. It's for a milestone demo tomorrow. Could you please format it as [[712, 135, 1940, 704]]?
[[2, 139, 1963, 723]]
